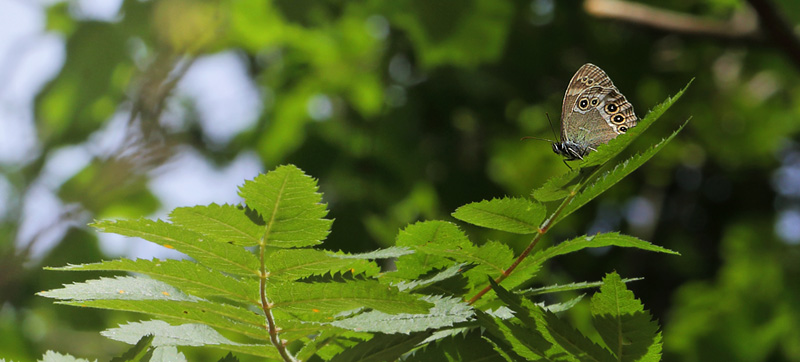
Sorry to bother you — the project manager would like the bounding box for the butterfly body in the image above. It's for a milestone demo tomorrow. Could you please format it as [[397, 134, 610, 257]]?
[[551, 140, 589, 161], [553, 63, 637, 162]]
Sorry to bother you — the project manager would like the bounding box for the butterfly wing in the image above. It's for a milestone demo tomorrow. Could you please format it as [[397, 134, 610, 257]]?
[[560, 64, 637, 153], [560, 63, 615, 131]]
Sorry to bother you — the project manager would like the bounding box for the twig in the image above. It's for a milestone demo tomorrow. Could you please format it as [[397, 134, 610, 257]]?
[[260, 236, 296, 362], [747, 0, 800, 69], [584, 0, 762, 42], [468, 165, 601, 304], [467, 189, 575, 305], [584, 0, 800, 71]]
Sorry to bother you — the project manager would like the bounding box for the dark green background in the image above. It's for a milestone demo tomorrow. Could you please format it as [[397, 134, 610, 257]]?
[[1, 0, 799, 361]]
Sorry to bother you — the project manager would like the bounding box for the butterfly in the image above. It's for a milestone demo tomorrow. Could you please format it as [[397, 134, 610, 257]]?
[[550, 63, 638, 167]]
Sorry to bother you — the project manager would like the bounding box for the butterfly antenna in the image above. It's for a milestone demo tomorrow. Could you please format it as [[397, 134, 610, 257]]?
[[520, 135, 554, 142], [521, 112, 562, 143], [545, 112, 560, 142]]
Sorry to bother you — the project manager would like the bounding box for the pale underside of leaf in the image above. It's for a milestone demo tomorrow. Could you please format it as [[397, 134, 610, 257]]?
[[48, 259, 259, 305], [328, 296, 474, 334], [103, 320, 282, 359]]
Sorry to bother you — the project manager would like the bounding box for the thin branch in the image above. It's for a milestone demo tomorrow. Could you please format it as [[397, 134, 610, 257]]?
[[259, 175, 296, 362], [585, 0, 800, 71], [467, 163, 610, 305], [747, 0, 800, 69], [584, 0, 762, 42], [468, 170, 590, 305]]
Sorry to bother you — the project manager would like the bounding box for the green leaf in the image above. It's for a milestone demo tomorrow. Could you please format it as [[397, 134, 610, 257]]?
[[555, 122, 688, 224], [266, 249, 380, 281], [149, 347, 186, 362], [489, 279, 615, 361], [109, 334, 154, 362], [296, 330, 369, 361], [519, 278, 643, 297], [329, 332, 433, 362], [482, 335, 520, 362], [90, 219, 260, 276], [390, 221, 472, 280], [423, 240, 514, 292], [576, 79, 692, 168], [532, 169, 580, 202], [329, 296, 473, 334], [472, 310, 529, 362], [238, 165, 332, 248], [389, 222, 515, 294], [169, 204, 264, 246], [62, 299, 267, 341], [395, 221, 471, 248], [485, 280, 552, 359], [269, 280, 433, 317], [404, 329, 507, 362], [48, 259, 259, 305], [102, 320, 281, 359], [538, 309, 616, 362], [532, 233, 679, 267], [591, 272, 662, 361], [493, 256, 542, 293], [452, 197, 546, 234]]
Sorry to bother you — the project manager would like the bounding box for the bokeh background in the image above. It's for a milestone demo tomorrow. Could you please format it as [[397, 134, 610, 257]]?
[[1, 0, 799, 360]]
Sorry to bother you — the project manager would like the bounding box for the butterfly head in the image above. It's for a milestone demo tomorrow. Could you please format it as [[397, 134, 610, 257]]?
[[552, 141, 589, 161]]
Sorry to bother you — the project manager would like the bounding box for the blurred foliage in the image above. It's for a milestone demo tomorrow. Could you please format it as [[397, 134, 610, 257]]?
[[1, 0, 800, 360]]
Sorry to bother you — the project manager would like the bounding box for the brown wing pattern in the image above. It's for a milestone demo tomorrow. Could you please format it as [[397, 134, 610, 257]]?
[[560, 63, 615, 122], [564, 86, 638, 150], [596, 87, 637, 133], [559, 63, 637, 151]]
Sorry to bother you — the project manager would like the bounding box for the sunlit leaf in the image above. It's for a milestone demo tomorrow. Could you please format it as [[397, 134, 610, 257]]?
[[169, 204, 264, 247], [239, 164, 332, 248], [90, 219, 260, 276], [452, 197, 546, 234]]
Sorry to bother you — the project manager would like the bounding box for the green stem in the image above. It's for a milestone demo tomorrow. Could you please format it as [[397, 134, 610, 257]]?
[[260, 241, 296, 362], [467, 166, 603, 305]]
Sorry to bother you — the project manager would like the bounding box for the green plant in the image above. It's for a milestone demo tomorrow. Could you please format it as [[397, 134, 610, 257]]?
[[37, 82, 691, 362]]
